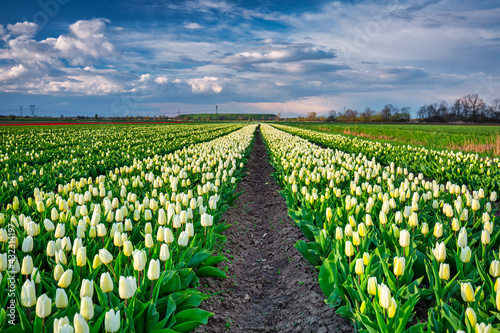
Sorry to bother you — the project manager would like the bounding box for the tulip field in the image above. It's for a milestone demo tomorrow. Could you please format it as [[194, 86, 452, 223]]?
[[262, 124, 500, 333], [2, 121, 500, 333], [0, 123, 256, 333]]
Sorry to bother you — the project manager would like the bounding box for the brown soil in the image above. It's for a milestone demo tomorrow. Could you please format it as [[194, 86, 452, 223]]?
[[196, 128, 353, 333]]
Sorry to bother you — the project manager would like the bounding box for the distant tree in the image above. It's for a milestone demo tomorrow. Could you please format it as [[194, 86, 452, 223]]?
[[95, 113, 99, 119], [344, 109, 358, 122], [307, 112, 318, 121], [489, 98, 500, 122], [327, 110, 337, 122], [360, 107, 374, 122], [452, 94, 487, 122], [379, 104, 394, 122]]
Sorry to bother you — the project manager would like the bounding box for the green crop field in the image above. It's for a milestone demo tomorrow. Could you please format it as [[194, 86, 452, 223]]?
[[284, 123, 500, 156]]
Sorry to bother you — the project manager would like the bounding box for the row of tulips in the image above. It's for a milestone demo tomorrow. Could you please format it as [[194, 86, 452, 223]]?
[[0, 123, 243, 204], [0, 124, 257, 332], [274, 124, 500, 193], [261, 124, 499, 333]]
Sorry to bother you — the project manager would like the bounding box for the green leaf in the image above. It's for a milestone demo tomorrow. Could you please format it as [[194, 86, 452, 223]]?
[[187, 250, 213, 268], [195, 266, 227, 278], [171, 309, 213, 333]]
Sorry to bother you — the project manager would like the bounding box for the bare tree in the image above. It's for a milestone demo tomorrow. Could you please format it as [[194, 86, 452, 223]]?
[[379, 104, 394, 122], [489, 99, 500, 122], [344, 109, 358, 122], [360, 107, 374, 122], [327, 110, 337, 122]]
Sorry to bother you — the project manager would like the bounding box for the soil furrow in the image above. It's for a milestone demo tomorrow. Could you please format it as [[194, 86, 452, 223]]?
[[196, 127, 353, 333]]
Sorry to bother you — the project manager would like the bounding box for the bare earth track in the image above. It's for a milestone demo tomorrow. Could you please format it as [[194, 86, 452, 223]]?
[[196, 128, 353, 333]]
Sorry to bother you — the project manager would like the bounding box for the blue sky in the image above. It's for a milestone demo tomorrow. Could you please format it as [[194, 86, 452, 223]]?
[[0, 0, 499, 118]]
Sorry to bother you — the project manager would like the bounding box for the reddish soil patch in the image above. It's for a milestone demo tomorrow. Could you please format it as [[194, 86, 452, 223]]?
[[0, 121, 183, 126], [196, 127, 353, 332]]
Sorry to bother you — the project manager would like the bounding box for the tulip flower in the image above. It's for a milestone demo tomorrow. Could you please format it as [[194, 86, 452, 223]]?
[[80, 296, 94, 320], [36, 294, 51, 333], [105, 309, 120, 333], [345, 241, 354, 259], [481, 229, 490, 245], [74, 313, 89, 333], [379, 283, 391, 309], [58, 269, 73, 288], [21, 255, 34, 275], [160, 244, 170, 262], [80, 279, 94, 298], [399, 229, 410, 248], [388, 297, 397, 318], [460, 246, 472, 263], [461, 282, 475, 303], [475, 323, 492, 333], [367, 276, 377, 296], [438, 263, 450, 280], [178, 231, 189, 247], [99, 248, 113, 264], [355, 258, 364, 276], [133, 250, 147, 272], [21, 279, 37, 308], [55, 288, 69, 309], [119, 276, 137, 304], [433, 242, 446, 262], [363, 252, 370, 266], [433, 222, 443, 239], [393, 257, 405, 280], [54, 317, 72, 333], [465, 307, 477, 326], [490, 260, 500, 278]]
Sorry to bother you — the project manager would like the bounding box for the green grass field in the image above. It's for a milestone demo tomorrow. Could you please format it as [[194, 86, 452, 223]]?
[[284, 122, 500, 155]]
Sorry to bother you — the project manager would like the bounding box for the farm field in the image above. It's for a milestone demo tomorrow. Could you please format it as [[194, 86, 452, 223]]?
[[286, 122, 500, 156], [2, 122, 500, 333]]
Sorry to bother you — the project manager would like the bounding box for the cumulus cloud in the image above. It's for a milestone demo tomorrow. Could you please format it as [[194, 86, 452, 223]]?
[[54, 18, 115, 65], [7, 22, 39, 38], [155, 76, 168, 84], [187, 76, 222, 93], [218, 46, 335, 65], [0, 64, 29, 81]]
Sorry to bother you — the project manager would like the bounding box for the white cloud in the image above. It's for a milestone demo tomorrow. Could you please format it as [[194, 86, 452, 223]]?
[[139, 74, 152, 82], [155, 76, 168, 84], [187, 76, 222, 93], [7, 22, 39, 38], [0, 64, 29, 81], [69, 18, 110, 40], [184, 22, 202, 29]]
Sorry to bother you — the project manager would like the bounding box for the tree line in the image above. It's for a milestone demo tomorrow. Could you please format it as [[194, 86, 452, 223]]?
[[310, 93, 500, 123]]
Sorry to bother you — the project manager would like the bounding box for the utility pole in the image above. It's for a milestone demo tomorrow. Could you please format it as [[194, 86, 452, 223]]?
[[19, 106, 23, 117], [215, 105, 218, 119], [30, 105, 35, 117]]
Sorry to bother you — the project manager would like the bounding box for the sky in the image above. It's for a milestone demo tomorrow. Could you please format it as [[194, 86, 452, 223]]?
[[0, 0, 499, 118]]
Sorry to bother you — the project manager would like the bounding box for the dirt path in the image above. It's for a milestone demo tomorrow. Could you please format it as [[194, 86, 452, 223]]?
[[196, 127, 353, 333]]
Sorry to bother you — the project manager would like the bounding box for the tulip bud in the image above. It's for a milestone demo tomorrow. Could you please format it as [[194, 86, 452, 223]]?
[[119, 276, 137, 300], [58, 269, 73, 288], [433, 222, 443, 239], [35, 294, 51, 319], [433, 242, 446, 262], [421, 222, 429, 235], [438, 263, 450, 280], [465, 307, 477, 326], [367, 276, 377, 295], [148, 259, 160, 281], [123, 241, 133, 257], [481, 229, 490, 245], [80, 296, 94, 320], [100, 272, 114, 293], [178, 231, 189, 247], [345, 241, 354, 257], [21, 279, 37, 307], [76, 247, 87, 267], [409, 212, 418, 227], [378, 283, 391, 309], [21, 255, 34, 275], [399, 229, 410, 248], [490, 260, 500, 277], [164, 228, 174, 243], [352, 231, 360, 246], [460, 246, 472, 263], [457, 232, 467, 248], [363, 252, 370, 266], [133, 250, 147, 271], [105, 309, 121, 333], [80, 279, 94, 298], [99, 249, 113, 265], [55, 288, 69, 309], [72, 313, 89, 333], [93, 254, 102, 269], [461, 282, 475, 302], [393, 257, 405, 276], [388, 297, 397, 318]]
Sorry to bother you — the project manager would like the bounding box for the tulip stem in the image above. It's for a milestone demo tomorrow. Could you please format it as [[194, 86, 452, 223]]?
[[42, 317, 45, 333], [107, 292, 111, 308], [150, 280, 154, 300], [27, 307, 31, 322]]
